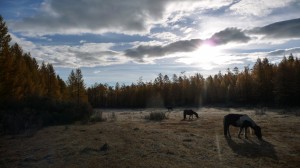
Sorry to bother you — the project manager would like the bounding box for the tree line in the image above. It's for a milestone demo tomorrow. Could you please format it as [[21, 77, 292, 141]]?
[[87, 55, 300, 108]]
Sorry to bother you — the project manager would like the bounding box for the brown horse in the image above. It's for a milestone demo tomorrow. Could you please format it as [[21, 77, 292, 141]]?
[[183, 110, 199, 120]]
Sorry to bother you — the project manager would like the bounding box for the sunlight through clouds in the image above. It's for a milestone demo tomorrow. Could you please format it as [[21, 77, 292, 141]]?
[[1, 0, 299, 85], [175, 45, 244, 70]]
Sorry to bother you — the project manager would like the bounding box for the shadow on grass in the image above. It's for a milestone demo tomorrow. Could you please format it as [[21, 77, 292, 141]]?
[[225, 137, 278, 160]]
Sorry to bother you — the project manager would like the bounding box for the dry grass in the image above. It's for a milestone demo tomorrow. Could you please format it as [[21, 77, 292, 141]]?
[[0, 108, 299, 168]]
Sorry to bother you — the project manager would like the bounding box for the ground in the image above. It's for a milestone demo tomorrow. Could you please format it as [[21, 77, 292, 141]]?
[[0, 108, 299, 168]]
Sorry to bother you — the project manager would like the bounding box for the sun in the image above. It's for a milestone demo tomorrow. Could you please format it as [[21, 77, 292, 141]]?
[[177, 44, 223, 70]]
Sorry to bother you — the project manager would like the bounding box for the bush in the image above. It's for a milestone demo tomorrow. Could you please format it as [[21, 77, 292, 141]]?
[[255, 107, 266, 115], [145, 112, 167, 121], [110, 112, 117, 121], [90, 110, 106, 122]]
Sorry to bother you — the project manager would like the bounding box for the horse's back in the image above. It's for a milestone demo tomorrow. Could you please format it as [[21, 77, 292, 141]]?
[[224, 114, 243, 121], [224, 114, 256, 127], [184, 109, 194, 114], [224, 114, 244, 126]]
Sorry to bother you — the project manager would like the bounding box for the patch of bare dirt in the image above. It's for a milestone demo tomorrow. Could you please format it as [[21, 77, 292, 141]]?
[[0, 108, 299, 167]]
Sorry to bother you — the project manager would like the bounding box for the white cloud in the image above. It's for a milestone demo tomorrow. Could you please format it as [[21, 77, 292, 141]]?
[[149, 32, 180, 42], [9, 33, 36, 50], [93, 70, 102, 74], [79, 40, 86, 44], [9, 33, 129, 68], [229, 0, 295, 16], [267, 47, 300, 57]]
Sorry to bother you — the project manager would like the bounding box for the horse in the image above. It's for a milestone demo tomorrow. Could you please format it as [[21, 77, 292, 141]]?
[[183, 110, 199, 120], [223, 114, 262, 140]]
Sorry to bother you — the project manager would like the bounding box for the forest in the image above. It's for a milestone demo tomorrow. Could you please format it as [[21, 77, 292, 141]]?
[[88, 53, 300, 108], [0, 16, 300, 134]]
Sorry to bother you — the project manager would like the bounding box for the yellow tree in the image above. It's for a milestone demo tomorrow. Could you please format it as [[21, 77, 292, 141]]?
[[252, 58, 274, 104]]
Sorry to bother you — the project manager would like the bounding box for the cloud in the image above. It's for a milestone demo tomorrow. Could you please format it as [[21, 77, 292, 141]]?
[[229, 0, 296, 16], [208, 28, 251, 45], [267, 47, 300, 56], [47, 43, 127, 67], [149, 32, 180, 42], [125, 27, 251, 60], [10, 0, 170, 36], [249, 18, 300, 39], [9, 0, 235, 36], [125, 39, 203, 60], [10, 33, 127, 67]]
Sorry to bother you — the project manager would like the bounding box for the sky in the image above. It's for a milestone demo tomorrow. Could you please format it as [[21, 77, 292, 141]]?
[[1, 0, 300, 86]]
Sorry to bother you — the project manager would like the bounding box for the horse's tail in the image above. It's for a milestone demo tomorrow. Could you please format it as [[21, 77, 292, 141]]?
[[183, 111, 186, 119]]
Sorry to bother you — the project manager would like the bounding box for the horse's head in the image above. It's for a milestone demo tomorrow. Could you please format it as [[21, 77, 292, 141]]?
[[192, 111, 199, 118], [254, 126, 262, 140]]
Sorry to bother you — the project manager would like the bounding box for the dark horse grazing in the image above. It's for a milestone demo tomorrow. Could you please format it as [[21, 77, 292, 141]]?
[[183, 110, 199, 120], [224, 114, 262, 140]]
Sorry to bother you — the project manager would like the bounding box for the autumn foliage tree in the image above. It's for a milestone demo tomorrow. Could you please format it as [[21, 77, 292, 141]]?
[[66, 69, 88, 104]]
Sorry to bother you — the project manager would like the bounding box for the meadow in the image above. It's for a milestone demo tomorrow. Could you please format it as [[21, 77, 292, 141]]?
[[0, 108, 299, 168]]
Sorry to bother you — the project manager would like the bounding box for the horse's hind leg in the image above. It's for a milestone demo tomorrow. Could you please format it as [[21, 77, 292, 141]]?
[[225, 127, 231, 138]]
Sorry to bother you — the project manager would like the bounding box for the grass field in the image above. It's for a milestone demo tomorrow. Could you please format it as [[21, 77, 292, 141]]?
[[0, 108, 299, 168]]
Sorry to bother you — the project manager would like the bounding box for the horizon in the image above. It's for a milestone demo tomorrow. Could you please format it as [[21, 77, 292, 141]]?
[[1, 0, 300, 86]]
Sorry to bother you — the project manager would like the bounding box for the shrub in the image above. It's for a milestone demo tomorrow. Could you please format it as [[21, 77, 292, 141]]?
[[90, 110, 106, 122], [110, 112, 117, 121], [145, 112, 167, 121], [255, 107, 266, 115]]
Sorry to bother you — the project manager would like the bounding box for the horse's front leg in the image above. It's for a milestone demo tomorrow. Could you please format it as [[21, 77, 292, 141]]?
[[238, 127, 243, 138], [244, 127, 248, 139], [228, 127, 231, 138]]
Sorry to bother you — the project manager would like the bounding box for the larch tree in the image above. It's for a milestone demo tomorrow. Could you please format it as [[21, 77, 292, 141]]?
[[67, 69, 88, 104]]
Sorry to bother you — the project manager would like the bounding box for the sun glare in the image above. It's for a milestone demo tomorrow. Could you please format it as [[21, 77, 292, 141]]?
[[177, 44, 223, 70]]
